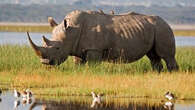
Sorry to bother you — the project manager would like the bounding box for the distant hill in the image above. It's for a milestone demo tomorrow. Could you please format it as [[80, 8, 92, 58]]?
[[0, 4, 195, 24], [1, 0, 195, 7]]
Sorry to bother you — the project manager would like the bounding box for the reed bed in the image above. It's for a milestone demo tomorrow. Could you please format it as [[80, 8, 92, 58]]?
[[0, 24, 52, 33], [174, 30, 195, 36], [0, 45, 195, 99]]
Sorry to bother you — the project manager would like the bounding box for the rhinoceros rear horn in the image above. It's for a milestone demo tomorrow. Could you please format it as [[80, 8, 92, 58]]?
[[42, 35, 51, 46], [48, 17, 58, 27], [27, 32, 43, 57]]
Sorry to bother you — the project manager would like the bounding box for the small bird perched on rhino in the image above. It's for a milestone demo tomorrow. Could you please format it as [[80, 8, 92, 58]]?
[[110, 10, 114, 15], [27, 10, 179, 72]]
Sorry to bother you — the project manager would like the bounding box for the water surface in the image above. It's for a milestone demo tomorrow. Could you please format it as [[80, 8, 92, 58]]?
[[0, 32, 51, 45], [0, 91, 195, 110], [0, 32, 195, 46]]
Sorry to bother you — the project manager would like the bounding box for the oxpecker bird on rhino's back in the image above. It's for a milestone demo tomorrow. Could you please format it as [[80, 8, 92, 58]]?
[[27, 10, 179, 72]]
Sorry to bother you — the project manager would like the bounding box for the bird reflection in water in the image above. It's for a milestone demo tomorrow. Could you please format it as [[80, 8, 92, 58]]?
[[14, 100, 20, 109], [0, 89, 2, 103], [163, 101, 174, 110]]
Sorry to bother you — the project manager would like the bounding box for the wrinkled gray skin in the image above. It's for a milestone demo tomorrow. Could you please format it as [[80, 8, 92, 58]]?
[[28, 10, 179, 72]]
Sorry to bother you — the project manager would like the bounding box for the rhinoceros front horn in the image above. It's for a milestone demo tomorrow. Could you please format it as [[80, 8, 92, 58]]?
[[27, 32, 43, 57]]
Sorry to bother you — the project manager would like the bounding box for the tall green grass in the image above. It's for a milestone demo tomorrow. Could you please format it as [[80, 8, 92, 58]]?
[[0, 45, 195, 73], [0, 45, 195, 99]]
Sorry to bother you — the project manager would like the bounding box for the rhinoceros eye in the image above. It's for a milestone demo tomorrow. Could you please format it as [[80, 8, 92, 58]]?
[[56, 47, 60, 50]]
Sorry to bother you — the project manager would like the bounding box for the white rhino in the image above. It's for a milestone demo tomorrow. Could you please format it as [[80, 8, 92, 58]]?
[[27, 10, 179, 72]]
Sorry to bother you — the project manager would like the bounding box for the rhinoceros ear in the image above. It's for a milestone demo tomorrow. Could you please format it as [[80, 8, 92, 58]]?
[[48, 17, 58, 27], [42, 35, 51, 46]]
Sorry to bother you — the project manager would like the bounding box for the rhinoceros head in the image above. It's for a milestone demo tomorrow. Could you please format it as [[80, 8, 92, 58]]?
[[28, 17, 78, 65]]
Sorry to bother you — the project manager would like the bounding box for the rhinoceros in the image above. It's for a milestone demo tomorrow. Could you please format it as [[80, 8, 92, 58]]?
[[27, 10, 179, 72]]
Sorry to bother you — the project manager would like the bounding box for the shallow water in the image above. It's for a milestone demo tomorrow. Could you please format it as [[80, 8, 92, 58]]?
[[0, 32, 195, 46], [0, 91, 195, 110], [0, 32, 51, 46]]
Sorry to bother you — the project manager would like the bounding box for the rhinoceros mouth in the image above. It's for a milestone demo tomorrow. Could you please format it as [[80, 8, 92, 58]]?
[[40, 58, 61, 65], [40, 58, 50, 64], [40, 58, 53, 65], [40, 58, 56, 65]]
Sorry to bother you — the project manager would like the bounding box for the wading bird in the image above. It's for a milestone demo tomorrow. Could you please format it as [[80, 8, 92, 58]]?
[[21, 89, 33, 99], [91, 91, 103, 108], [14, 89, 21, 98], [165, 91, 175, 100], [21, 90, 28, 98], [26, 89, 33, 98]]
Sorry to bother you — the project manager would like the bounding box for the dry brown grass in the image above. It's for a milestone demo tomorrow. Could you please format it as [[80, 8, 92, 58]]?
[[174, 30, 195, 36], [2, 70, 194, 100]]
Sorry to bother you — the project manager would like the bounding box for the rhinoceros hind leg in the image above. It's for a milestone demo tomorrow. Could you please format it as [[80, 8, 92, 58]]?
[[147, 49, 163, 73], [163, 57, 179, 72]]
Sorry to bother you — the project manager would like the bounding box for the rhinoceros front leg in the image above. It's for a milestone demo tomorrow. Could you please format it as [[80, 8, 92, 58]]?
[[86, 50, 102, 66]]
